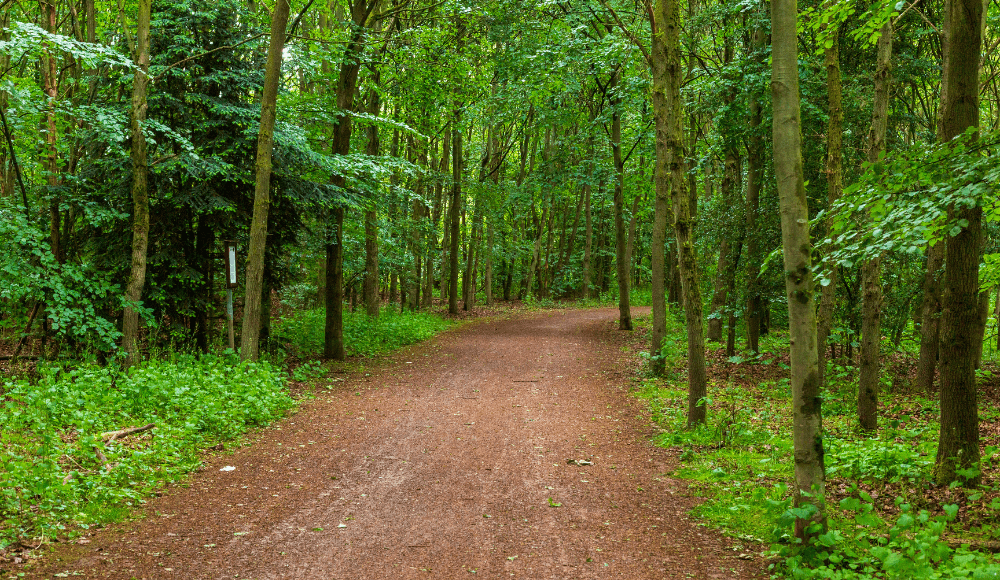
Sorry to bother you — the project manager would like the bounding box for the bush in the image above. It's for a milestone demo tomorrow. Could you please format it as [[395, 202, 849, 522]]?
[[0, 354, 293, 549], [273, 307, 454, 357]]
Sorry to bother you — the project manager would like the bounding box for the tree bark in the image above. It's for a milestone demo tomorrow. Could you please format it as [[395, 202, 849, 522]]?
[[654, 0, 705, 425], [449, 106, 463, 315], [744, 25, 766, 354], [817, 25, 843, 385], [323, 0, 373, 358], [611, 88, 632, 330], [858, 22, 893, 432], [649, 14, 670, 376], [772, 0, 825, 537], [241, 0, 290, 361], [121, 0, 152, 366], [364, 86, 381, 317], [935, 0, 983, 486]]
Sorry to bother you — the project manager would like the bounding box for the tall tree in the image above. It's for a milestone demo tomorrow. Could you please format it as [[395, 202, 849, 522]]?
[[935, 0, 983, 486], [324, 0, 379, 359], [654, 0, 706, 425], [772, 0, 825, 537], [121, 0, 152, 366], [241, 0, 291, 362], [858, 22, 893, 431]]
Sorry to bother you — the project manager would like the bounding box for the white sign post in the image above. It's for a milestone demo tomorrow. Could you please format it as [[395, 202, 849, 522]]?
[[223, 241, 237, 350]]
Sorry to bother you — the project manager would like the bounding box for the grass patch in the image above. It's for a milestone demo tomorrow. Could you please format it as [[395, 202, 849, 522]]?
[[0, 354, 293, 551], [638, 327, 1000, 578], [272, 306, 455, 358]]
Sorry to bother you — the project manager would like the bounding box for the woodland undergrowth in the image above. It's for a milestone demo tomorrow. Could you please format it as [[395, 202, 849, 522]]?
[[637, 311, 1000, 579], [0, 304, 459, 560]]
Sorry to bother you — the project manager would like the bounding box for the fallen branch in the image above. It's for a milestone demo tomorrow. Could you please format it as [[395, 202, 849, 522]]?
[[945, 539, 1000, 553], [100, 423, 155, 442]]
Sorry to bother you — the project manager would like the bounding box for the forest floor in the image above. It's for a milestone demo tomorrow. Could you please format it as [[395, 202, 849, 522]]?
[[17, 307, 764, 579]]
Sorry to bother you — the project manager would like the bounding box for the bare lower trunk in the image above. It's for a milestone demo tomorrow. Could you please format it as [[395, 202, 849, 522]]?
[[744, 26, 766, 355], [611, 100, 631, 330], [649, 41, 670, 375], [917, 243, 945, 393], [817, 26, 843, 385], [324, 208, 345, 359], [655, 0, 704, 425], [935, 0, 983, 486], [857, 22, 893, 431], [577, 188, 589, 299], [858, 258, 882, 430], [449, 108, 462, 315]]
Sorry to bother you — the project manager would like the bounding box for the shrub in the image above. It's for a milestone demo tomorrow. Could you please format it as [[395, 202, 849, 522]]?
[[0, 354, 293, 549]]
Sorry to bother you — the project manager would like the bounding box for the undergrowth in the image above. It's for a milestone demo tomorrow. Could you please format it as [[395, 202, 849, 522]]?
[[638, 324, 1000, 579], [0, 354, 293, 551], [272, 306, 454, 357]]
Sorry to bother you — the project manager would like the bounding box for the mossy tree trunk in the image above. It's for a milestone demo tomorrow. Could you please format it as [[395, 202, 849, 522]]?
[[772, 0, 826, 538]]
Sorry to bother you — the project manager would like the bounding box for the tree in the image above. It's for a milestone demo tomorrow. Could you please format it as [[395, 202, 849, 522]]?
[[122, 0, 152, 366], [772, 0, 825, 537], [241, 0, 292, 362], [935, 0, 983, 486], [858, 22, 893, 431], [653, 0, 706, 426]]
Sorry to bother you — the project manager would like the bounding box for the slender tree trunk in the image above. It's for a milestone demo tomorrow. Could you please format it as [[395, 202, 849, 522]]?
[[973, 289, 989, 369], [323, 0, 371, 358], [582, 181, 593, 298], [817, 24, 843, 387], [858, 22, 892, 431], [772, 0, 825, 537], [364, 86, 381, 317], [706, 38, 742, 344], [449, 106, 463, 315], [655, 0, 705, 425], [650, 22, 670, 375], [744, 26, 766, 354], [917, 245, 945, 392], [121, 0, 151, 365], [936, 0, 983, 486], [611, 92, 632, 330], [40, 1, 61, 264], [241, 0, 290, 361]]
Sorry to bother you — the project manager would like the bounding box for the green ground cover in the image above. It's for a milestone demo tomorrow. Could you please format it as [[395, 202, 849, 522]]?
[[0, 354, 293, 551], [636, 312, 1000, 579]]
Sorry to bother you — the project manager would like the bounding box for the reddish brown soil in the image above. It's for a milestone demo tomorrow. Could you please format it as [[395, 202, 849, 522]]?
[[24, 308, 764, 579]]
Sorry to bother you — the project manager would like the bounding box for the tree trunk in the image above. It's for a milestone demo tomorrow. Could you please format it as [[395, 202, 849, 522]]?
[[582, 181, 593, 298], [241, 0, 290, 361], [917, 244, 945, 392], [973, 289, 989, 369], [858, 22, 893, 432], [611, 91, 632, 330], [706, 38, 742, 344], [935, 0, 983, 486], [817, 24, 843, 387], [121, 0, 152, 366], [323, 0, 371, 358], [649, 14, 670, 376], [449, 106, 463, 315], [364, 86, 381, 317], [654, 0, 705, 425], [772, 0, 825, 538], [744, 25, 766, 355]]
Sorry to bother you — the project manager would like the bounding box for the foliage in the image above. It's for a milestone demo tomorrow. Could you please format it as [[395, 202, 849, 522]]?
[[0, 354, 293, 549], [272, 306, 455, 357], [639, 320, 1000, 579]]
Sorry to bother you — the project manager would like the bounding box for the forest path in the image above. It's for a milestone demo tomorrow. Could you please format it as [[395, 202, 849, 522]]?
[[31, 307, 763, 579]]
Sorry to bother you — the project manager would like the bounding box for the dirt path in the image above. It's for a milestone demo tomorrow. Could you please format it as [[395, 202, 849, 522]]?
[[28, 308, 763, 579]]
